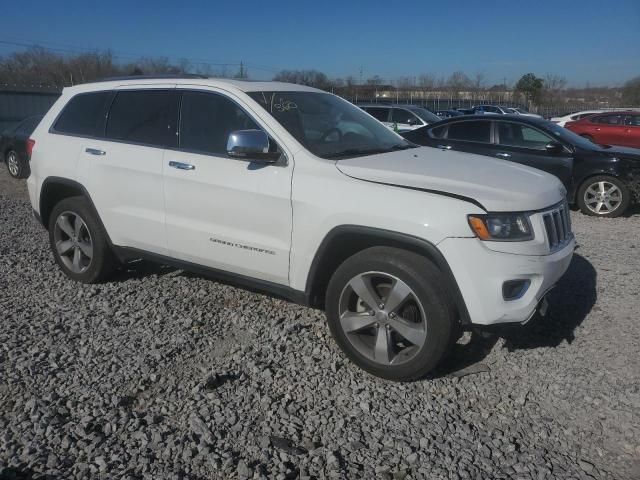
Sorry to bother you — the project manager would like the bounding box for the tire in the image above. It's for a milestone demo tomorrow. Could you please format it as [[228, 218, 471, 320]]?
[[577, 175, 630, 218], [5, 150, 29, 179], [325, 247, 455, 381], [48, 196, 116, 283], [580, 134, 594, 143]]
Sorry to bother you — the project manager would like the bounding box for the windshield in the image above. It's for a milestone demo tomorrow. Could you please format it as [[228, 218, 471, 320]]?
[[410, 107, 441, 123], [247, 91, 415, 159], [545, 121, 602, 150]]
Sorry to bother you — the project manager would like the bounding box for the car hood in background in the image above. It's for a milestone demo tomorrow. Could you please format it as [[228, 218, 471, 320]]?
[[335, 147, 566, 212]]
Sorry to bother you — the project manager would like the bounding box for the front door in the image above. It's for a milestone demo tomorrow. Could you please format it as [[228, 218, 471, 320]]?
[[162, 89, 293, 285], [494, 121, 574, 192]]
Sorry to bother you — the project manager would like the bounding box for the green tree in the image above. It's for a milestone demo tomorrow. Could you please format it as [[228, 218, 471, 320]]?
[[515, 73, 544, 105], [622, 76, 640, 105]]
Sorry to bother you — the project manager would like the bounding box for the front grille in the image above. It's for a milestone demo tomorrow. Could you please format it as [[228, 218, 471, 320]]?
[[543, 202, 572, 250]]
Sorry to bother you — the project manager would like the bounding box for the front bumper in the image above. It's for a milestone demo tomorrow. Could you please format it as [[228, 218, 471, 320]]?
[[438, 236, 575, 326]]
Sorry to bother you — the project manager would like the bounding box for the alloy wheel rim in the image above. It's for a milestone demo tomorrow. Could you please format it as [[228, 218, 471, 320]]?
[[7, 152, 19, 176], [584, 181, 622, 215], [338, 271, 427, 366], [53, 211, 93, 274]]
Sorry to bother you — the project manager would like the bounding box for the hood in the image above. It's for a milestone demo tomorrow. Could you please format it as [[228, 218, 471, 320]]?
[[335, 147, 566, 212], [590, 145, 640, 158]]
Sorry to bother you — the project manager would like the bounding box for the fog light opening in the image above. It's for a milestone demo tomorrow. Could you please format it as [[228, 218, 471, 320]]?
[[502, 279, 531, 301]]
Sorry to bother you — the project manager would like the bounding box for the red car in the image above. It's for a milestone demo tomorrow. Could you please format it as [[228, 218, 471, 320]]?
[[565, 111, 640, 148]]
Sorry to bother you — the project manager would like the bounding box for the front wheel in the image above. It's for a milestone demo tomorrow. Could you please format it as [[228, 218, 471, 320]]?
[[325, 247, 455, 381], [577, 176, 630, 218]]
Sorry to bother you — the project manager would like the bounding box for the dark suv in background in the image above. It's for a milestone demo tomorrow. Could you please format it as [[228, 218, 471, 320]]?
[[402, 115, 640, 217]]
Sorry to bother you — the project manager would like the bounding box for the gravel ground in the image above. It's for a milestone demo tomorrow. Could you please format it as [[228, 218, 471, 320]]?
[[1, 167, 639, 480]]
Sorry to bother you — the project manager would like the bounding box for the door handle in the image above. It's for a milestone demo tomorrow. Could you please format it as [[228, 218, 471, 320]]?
[[169, 161, 195, 171], [437, 145, 452, 150], [496, 152, 511, 158], [85, 148, 106, 156]]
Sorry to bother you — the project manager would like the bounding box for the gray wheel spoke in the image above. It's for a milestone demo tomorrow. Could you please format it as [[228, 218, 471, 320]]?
[[384, 279, 412, 313], [341, 312, 376, 333], [348, 275, 381, 310], [72, 247, 81, 270], [56, 239, 74, 255], [374, 326, 391, 364], [74, 215, 84, 236], [78, 241, 93, 258], [388, 317, 426, 346], [56, 216, 75, 238]]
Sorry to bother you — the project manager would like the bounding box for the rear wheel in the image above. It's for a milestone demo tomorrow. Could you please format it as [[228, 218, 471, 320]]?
[[577, 175, 629, 218], [325, 247, 455, 381], [48, 197, 116, 283], [5, 150, 28, 179]]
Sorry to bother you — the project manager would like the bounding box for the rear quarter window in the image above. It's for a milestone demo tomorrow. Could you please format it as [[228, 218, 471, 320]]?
[[53, 92, 112, 137]]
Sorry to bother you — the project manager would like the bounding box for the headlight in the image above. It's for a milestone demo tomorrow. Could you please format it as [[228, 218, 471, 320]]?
[[467, 213, 533, 241]]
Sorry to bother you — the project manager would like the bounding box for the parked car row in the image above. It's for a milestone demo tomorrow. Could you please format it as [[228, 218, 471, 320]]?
[[0, 115, 42, 179], [401, 114, 640, 217]]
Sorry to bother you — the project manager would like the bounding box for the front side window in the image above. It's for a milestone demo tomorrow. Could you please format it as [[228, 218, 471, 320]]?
[[54, 92, 111, 137], [624, 115, 640, 126], [248, 92, 413, 159], [497, 122, 554, 150], [392, 108, 420, 125], [593, 115, 622, 125], [106, 90, 180, 147], [180, 91, 260, 155], [446, 121, 491, 143], [364, 107, 390, 122]]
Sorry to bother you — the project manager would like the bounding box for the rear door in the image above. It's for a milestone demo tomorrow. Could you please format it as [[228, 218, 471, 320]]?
[[435, 119, 496, 157], [76, 86, 179, 255], [494, 121, 574, 191], [591, 114, 626, 145]]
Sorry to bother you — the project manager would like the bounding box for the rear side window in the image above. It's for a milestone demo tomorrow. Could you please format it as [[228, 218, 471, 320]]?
[[106, 90, 179, 147], [447, 121, 491, 142], [624, 115, 640, 126], [365, 107, 390, 122], [497, 122, 553, 150], [54, 92, 111, 137], [179, 91, 260, 155]]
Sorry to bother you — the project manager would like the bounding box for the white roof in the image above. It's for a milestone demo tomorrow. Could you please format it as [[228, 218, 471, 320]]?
[[62, 77, 323, 95]]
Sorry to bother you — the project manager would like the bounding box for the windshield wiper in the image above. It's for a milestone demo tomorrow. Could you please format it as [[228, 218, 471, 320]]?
[[324, 144, 416, 159]]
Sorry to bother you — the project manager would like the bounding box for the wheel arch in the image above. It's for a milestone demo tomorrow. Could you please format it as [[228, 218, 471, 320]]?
[[39, 177, 106, 233], [305, 225, 471, 325]]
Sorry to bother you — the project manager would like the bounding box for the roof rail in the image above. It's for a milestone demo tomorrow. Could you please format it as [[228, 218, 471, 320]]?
[[89, 74, 210, 83]]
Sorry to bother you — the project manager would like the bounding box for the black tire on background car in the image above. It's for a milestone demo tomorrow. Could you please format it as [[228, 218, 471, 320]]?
[[325, 246, 455, 381], [576, 175, 630, 218], [48, 196, 116, 283], [5, 150, 29, 179]]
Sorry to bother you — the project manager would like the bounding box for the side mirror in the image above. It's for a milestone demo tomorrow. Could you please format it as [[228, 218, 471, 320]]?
[[226, 129, 280, 163], [545, 141, 564, 154]]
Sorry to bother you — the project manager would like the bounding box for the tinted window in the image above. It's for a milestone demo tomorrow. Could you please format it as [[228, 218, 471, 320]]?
[[430, 125, 447, 138], [593, 115, 621, 125], [447, 121, 491, 142], [624, 115, 640, 126], [106, 90, 179, 147], [497, 122, 554, 150], [392, 108, 420, 125], [54, 92, 111, 137], [180, 92, 260, 155], [364, 107, 390, 122]]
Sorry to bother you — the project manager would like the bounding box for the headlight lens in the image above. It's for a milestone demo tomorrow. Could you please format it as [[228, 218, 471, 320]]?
[[468, 213, 533, 241]]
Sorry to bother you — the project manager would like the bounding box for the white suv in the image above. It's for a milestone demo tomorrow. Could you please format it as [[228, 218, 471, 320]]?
[[27, 77, 575, 381]]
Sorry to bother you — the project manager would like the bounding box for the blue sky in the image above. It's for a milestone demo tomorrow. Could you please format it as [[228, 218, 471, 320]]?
[[1, 0, 638, 86]]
